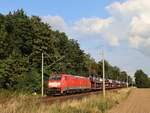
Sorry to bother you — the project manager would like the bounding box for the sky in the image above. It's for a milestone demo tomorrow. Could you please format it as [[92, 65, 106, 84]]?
[[0, 0, 150, 76]]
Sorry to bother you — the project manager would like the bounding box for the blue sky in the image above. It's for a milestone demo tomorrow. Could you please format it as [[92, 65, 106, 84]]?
[[1, 0, 150, 76], [0, 0, 125, 20]]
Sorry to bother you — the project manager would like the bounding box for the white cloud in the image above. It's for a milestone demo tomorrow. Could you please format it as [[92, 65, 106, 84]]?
[[105, 33, 120, 46], [106, 0, 150, 55], [41, 0, 150, 56], [129, 36, 144, 49], [73, 18, 111, 34], [41, 16, 67, 32]]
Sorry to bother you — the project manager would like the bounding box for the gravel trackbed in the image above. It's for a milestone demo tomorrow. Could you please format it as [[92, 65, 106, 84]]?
[[109, 88, 150, 113]]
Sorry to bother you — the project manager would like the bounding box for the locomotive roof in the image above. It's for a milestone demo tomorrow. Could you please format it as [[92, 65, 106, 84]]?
[[62, 74, 89, 79]]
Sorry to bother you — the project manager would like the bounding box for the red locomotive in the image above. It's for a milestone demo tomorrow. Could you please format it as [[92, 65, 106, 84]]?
[[47, 74, 91, 94], [47, 73, 126, 95]]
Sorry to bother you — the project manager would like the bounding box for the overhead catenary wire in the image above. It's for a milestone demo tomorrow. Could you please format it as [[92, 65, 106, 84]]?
[[41, 53, 65, 97]]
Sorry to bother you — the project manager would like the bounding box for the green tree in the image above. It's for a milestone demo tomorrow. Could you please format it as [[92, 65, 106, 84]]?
[[0, 9, 133, 93], [0, 9, 97, 92], [134, 69, 150, 88]]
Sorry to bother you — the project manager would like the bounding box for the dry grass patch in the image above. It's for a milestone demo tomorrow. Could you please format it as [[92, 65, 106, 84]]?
[[0, 88, 132, 113]]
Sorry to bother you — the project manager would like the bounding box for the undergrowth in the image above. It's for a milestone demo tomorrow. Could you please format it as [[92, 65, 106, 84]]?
[[0, 88, 132, 113]]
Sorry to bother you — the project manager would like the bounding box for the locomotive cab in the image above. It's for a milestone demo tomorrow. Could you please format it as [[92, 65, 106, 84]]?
[[47, 75, 62, 95]]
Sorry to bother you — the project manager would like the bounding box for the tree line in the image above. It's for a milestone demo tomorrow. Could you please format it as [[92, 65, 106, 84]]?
[[0, 9, 132, 93], [134, 69, 150, 88]]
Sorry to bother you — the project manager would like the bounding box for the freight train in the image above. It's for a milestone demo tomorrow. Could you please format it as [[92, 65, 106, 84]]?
[[47, 73, 126, 95]]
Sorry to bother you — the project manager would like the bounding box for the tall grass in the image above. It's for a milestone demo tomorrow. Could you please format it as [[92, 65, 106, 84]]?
[[0, 88, 131, 113]]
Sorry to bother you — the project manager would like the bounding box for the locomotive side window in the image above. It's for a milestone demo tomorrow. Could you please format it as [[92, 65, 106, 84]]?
[[49, 75, 61, 80]]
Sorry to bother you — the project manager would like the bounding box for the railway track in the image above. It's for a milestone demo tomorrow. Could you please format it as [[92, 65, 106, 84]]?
[[41, 88, 119, 105]]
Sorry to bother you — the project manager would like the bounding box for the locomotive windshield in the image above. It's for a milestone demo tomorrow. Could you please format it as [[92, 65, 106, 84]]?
[[49, 75, 61, 80]]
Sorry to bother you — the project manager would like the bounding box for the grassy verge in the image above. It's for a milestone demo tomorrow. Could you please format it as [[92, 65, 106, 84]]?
[[0, 88, 132, 113]]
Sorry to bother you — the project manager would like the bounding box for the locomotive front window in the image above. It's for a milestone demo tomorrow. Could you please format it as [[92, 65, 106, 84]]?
[[49, 75, 61, 80]]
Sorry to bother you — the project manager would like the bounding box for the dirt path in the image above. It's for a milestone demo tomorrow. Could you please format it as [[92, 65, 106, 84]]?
[[109, 88, 150, 113]]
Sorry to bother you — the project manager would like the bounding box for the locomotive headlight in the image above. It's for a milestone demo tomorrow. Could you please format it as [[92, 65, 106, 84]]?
[[48, 82, 61, 87]]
